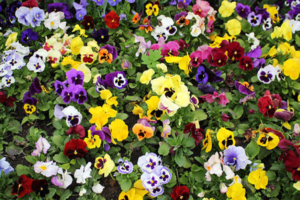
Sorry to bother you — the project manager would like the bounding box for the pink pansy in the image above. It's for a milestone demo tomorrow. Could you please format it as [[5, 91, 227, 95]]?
[[192, 0, 212, 18], [31, 136, 51, 156], [161, 41, 180, 57], [213, 92, 230, 106], [199, 93, 214, 103], [197, 45, 212, 60], [190, 51, 203, 67], [134, 34, 151, 57], [34, 161, 59, 177]]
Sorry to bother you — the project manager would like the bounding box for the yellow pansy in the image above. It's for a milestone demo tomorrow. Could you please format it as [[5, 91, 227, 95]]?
[[165, 54, 191, 75], [217, 127, 235, 150], [100, 90, 118, 106], [119, 188, 143, 200], [248, 169, 268, 190], [132, 105, 144, 118], [133, 180, 148, 197], [89, 106, 110, 130], [257, 132, 280, 150], [151, 76, 166, 95], [277, 42, 290, 55], [225, 19, 242, 36], [5, 32, 18, 47], [72, 24, 88, 37], [263, 5, 280, 23], [283, 58, 300, 80], [289, 46, 300, 58], [271, 20, 292, 41], [70, 36, 84, 55], [219, 0, 236, 18], [146, 96, 164, 120], [102, 104, 117, 118], [156, 63, 167, 72], [80, 46, 97, 65], [84, 130, 101, 149], [23, 104, 36, 115], [202, 129, 213, 153], [95, 154, 115, 177], [61, 57, 82, 69], [110, 119, 129, 142], [226, 183, 246, 200], [77, 63, 92, 83], [87, 40, 100, 51], [294, 181, 300, 191], [262, 46, 277, 58], [140, 69, 155, 85]]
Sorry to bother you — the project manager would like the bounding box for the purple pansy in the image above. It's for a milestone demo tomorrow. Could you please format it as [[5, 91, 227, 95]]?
[[73, 85, 88, 104], [196, 64, 223, 85], [104, 71, 127, 89], [0, 157, 14, 176], [92, 0, 105, 6], [28, 7, 45, 27], [178, 0, 191, 5], [15, 6, 30, 26], [66, 69, 84, 86], [21, 28, 38, 44], [255, 6, 270, 20], [7, 1, 22, 15], [198, 84, 217, 94], [107, 0, 121, 6], [93, 28, 109, 43], [95, 76, 107, 93], [126, 0, 135, 3], [253, 58, 265, 69], [235, 3, 250, 18], [245, 46, 262, 58], [117, 160, 134, 174], [247, 12, 262, 26], [223, 146, 252, 171], [54, 80, 67, 96], [47, 3, 73, 19], [90, 125, 111, 143], [29, 77, 42, 95], [61, 85, 76, 104], [235, 81, 255, 96], [100, 44, 118, 60], [169, 0, 177, 5]]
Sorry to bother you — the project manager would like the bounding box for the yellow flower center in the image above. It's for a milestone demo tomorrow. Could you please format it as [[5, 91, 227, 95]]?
[[112, 20, 114, 22], [297, 168, 300, 171], [246, 64, 248, 67], [101, 35, 104, 39], [37, 14, 39, 17], [180, 196, 184, 199], [265, 75, 268, 77], [40, 165, 47, 171], [74, 150, 78, 155], [218, 60, 221, 63], [51, 21, 54, 26], [79, 15, 81, 17], [18, 184, 22, 188], [207, 166, 211, 170], [151, 180, 154, 183], [233, 157, 236, 160], [199, 9, 201, 12], [87, 23, 90, 26], [41, 187, 43, 191], [234, 51, 237, 55], [268, 105, 272, 109]]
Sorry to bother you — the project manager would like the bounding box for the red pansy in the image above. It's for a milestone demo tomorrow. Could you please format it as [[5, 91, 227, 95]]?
[[238, 56, 253, 71], [22, 0, 38, 7], [104, 10, 120, 29], [257, 96, 276, 118], [66, 125, 86, 138], [64, 138, 88, 159], [184, 123, 204, 146], [11, 174, 33, 198], [227, 41, 245, 61], [81, 16, 95, 30], [0, 92, 16, 107], [170, 186, 190, 200]]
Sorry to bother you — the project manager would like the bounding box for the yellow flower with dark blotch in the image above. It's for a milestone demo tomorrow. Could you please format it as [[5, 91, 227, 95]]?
[[61, 57, 82, 69], [145, 2, 159, 16], [219, 0, 236, 18], [100, 90, 118, 106], [263, 5, 280, 23], [89, 106, 110, 130], [119, 188, 143, 200], [257, 132, 279, 150], [202, 129, 213, 153], [248, 168, 268, 190], [226, 183, 246, 200], [70, 36, 84, 55], [94, 154, 115, 177], [110, 119, 129, 142], [80, 46, 97, 65], [23, 104, 36, 115], [217, 127, 235, 150], [132, 105, 144, 118], [146, 96, 164, 120], [84, 130, 101, 149], [225, 19, 242, 36]]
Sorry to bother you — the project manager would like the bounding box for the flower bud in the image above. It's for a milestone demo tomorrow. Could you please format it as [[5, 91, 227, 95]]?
[[121, 60, 131, 69], [220, 183, 227, 193], [221, 114, 230, 122], [197, 191, 205, 198], [248, 109, 255, 114]]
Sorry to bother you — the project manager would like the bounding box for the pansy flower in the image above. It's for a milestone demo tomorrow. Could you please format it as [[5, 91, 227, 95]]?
[[98, 44, 117, 64], [175, 12, 189, 27], [81, 15, 94, 30], [257, 65, 277, 84], [27, 57, 45, 72], [117, 159, 134, 174], [132, 12, 141, 24], [34, 161, 59, 177], [196, 64, 223, 85], [161, 41, 180, 57], [0, 91, 16, 107], [44, 12, 61, 30], [145, 1, 160, 16], [118, 188, 144, 200], [236, 3, 250, 18], [207, 50, 227, 67], [217, 127, 235, 150], [192, 0, 211, 17], [158, 15, 177, 36], [84, 130, 101, 149], [23, 97, 38, 115], [184, 122, 204, 146], [146, 96, 164, 120], [110, 119, 129, 142], [61, 85, 76, 104], [248, 169, 268, 190], [47, 2, 73, 19], [202, 129, 213, 153], [31, 136, 51, 156], [93, 28, 109, 44], [133, 117, 156, 141], [247, 12, 262, 27], [190, 51, 203, 67], [134, 34, 151, 57], [235, 81, 255, 96], [73, 85, 88, 104], [54, 80, 67, 96], [11, 175, 33, 198], [64, 139, 88, 159], [239, 56, 253, 71], [257, 128, 283, 150], [141, 172, 160, 189], [105, 71, 127, 89], [92, 0, 104, 6], [80, 46, 97, 65], [137, 153, 161, 173], [170, 186, 190, 200], [66, 69, 84, 86], [21, 28, 38, 44], [51, 168, 73, 189], [161, 119, 171, 138], [94, 154, 115, 177], [224, 146, 252, 171], [155, 166, 172, 184], [262, 18, 272, 30], [139, 17, 154, 33], [227, 42, 244, 61], [104, 10, 120, 29]]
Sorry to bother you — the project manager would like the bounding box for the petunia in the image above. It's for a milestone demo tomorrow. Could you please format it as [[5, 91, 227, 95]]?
[[74, 162, 92, 184], [95, 154, 115, 177], [31, 136, 51, 156], [64, 139, 88, 159], [34, 161, 59, 177]]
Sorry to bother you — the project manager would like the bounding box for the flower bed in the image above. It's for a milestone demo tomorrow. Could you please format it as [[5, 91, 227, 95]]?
[[0, 0, 300, 199]]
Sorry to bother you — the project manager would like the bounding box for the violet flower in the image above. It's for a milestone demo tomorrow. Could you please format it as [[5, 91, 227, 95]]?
[[154, 166, 172, 184], [47, 3, 73, 19], [107, 0, 121, 6], [27, 7, 45, 27], [92, 0, 105, 6], [196, 65, 223, 85], [178, 0, 191, 5], [7, 1, 22, 15], [223, 146, 251, 171], [15, 6, 30, 26], [61, 85, 76, 104], [117, 159, 133, 174], [90, 125, 111, 143], [141, 173, 160, 188], [255, 6, 270, 20], [148, 186, 164, 197], [257, 65, 277, 84], [21, 28, 38, 44], [236, 3, 250, 18], [245, 46, 261, 58], [95, 76, 107, 93], [66, 69, 84, 86], [73, 85, 88, 104], [100, 44, 118, 60], [104, 71, 127, 89], [169, 0, 177, 5], [0, 158, 14, 176], [235, 81, 255, 96], [247, 12, 262, 26], [29, 77, 42, 95], [274, 109, 294, 122], [54, 80, 67, 96], [93, 28, 109, 44], [198, 84, 217, 94], [253, 58, 265, 69]]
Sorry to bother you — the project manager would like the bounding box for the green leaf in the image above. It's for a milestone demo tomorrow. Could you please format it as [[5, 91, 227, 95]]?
[[25, 156, 38, 164], [233, 105, 244, 119], [16, 164, 31, 176], [266, 171, 276, 181], [60, 189, 72, 200], [175, 149, 184, 167], [183, 156, 192, 168], [182, 137, 195, 149], [6, 143, 23, 156], [291, 81, 300, 90], [191, 110, 207, 121], [37, 103, 50, 111], [241, 19, 251, 33], [119, 179, 132, 192], [45, 188, 56, 199], [28, 114, 39, 120], [296, 34, 300, 47], [124, 95, 142, 101], [245, 140, 260, 158], [165, 138, 178, 146], [87, 86, 100, 98], [115, 113, 128, 120], [59, 163, 70, 170], [258, 146, 272, 160], [53, 152, 70, 164], [21, 117, 29, 125], [158, 143, 171, 156]]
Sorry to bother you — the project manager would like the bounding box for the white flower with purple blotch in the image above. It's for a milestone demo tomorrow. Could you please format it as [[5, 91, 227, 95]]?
[[34, 161, 59, 177], [15, 7, 30, 26], [5, 52, 25, 70], [141, 173, 161, 189], [224, 146, 251, 171], [117, 159, 134, 174], [158, 15, 177, 36], [154, 166, 172, 184], [32, 49, 48, 63], [61, 106, 83, 127], [51, 168, 73, 189], [2, 75, 15, 87], [262, 18, 272, 31], [27, 57, 46, 73], [247, 12, 262, 27], [257, 64, 277, 84], [137, 153, 161, 173], [147, 185, 164, 197], [0, 64, 12, 77], [31, 136, 51, 156]]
